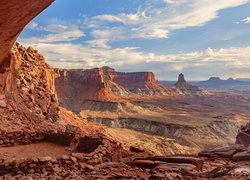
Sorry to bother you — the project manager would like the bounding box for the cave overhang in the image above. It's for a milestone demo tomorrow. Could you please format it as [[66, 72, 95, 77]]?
[[0, 0, 54, 66]]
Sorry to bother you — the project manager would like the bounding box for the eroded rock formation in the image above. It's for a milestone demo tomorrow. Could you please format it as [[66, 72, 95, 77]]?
[[0, 0, 54, 103], [0, 43, 62, 132], [55, 67, 208, 113], [0, 0, 54, 66], [175, 73, 206, 94], [236, 122, 250, 147], [14, 43, 59, 121], [55, 66, 172, 98]]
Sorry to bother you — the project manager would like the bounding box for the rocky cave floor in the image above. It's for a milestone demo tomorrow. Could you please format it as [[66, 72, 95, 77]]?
[[0, 126, 249, 179]]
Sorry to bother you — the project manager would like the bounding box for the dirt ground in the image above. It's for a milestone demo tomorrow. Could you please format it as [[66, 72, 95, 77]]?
[[0, 142, 72, 161]]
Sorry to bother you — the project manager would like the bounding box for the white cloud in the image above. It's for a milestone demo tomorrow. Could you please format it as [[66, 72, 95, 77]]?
[[26, 21, 39, 30], [85, 0, 250, 40], [93, 13, 142, 24], [241, 17, 250, 24], [19, 0, 250, 80], [85, 39, 110, 49], [19, 37, 250, 80], [21, 22, 85, 43]]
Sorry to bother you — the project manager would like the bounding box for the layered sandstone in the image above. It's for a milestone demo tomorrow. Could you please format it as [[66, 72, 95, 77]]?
[[54, 68, 118, 112], [14, 43, 59, 121], [55, 67, 180, 112], [175, 73, 206, 94], [0, 43, 63, 132], [55, 67, 208, 113], [0, 0, 54, 66], [0, 0, 54, 113], [236, 122, 250, 147], [55, 66, 172, 98]]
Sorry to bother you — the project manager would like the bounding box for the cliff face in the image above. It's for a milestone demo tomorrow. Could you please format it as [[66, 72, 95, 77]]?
[[14, 43, 59, 121], [54, 68, 118, 112], [0, 0, 54, 99], [57, 66, 173, 95], [55, 67, 174, 102], [105, 67, 163, 92], [0, 0, 57, 132], [55, 67, 209, 113], [0, 43, 61, 132], [0, 0, 54, 66], [0, 44, 62, 131]]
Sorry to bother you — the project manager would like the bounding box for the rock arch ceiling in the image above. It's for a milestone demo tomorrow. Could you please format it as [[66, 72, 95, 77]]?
[[0, 0, 54, 66]]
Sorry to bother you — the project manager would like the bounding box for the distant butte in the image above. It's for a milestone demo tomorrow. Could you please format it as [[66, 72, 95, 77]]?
[[175, 73, 189, 88]]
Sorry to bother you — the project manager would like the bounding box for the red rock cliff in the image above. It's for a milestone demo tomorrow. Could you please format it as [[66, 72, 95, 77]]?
[[0, 0, 54, 65], [55, 67, 170, 98], [0, 0, 54, 94]]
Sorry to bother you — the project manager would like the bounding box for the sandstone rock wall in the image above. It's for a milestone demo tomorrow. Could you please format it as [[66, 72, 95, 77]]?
[[0, 53, 16, 95], [0, 43, 62, 132], [55, 66, 172, 98], [0, 0, 54, 116], [14, 43, 59, 121], [0, 130, 75, 148], [0, 0, 54, 66]]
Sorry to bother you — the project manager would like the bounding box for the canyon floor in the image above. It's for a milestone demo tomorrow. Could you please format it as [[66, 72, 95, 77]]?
[[79, 90, 250, 155]]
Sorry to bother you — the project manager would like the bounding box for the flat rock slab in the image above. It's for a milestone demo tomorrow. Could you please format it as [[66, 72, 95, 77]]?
[[232, 151, 250, 162], [0, 142, 72, 161]]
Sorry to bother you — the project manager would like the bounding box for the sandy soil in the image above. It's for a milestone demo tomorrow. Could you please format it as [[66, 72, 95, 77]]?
[[0, 142, 72, 161], [105, 128, 199, 156]]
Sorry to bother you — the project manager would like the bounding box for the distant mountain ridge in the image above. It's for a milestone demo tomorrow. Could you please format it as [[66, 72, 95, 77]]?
[[160, 77, 250, 90]]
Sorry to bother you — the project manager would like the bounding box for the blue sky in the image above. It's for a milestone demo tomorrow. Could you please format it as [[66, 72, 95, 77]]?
[[20, 0, 250, 80]]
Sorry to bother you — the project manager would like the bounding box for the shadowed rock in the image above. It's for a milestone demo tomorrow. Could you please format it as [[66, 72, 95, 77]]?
[[236, 122, 250, 147], [0, 0, 54, 66]]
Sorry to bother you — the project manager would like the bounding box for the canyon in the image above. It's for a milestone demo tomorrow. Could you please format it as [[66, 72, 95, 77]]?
[[54, 67, 249, 155], [0, 0, 249, 178]]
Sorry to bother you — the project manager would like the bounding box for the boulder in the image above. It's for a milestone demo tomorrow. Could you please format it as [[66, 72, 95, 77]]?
[[0, 100, 7, 108], [130, 160, 161, 169], [236, 123, 250, 147], [38, 156, 52, 163], [198, 144, 247, 159], [129, 146, 145, 153], [76, 135, 103, 154], [232, 151, 250, 162]]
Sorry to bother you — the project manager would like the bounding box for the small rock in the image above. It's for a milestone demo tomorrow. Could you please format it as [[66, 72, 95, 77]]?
[[39, 156, 52, 162], [4, 139, 10, 143], [130, 146, 145, 153], [70, 156, 77, 164], [0, 94, 5, 100], [71, 153, 83, 160], [61, 155, 69, 160], [0, 100, 7, 108]]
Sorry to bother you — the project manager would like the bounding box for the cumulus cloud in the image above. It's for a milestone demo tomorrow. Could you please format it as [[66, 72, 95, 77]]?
[[19, 0, 250, 80], [19, 37, 250, 80], [21, 22, 85, 43], [85, 0, 250, 40], [84, 39, 110, 49], [241, 17, 250, 24], [26, 21, 39, 30]]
